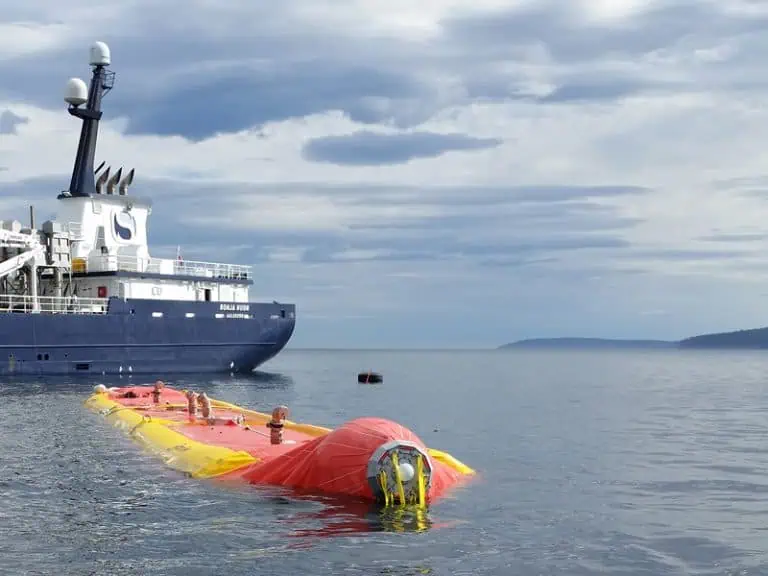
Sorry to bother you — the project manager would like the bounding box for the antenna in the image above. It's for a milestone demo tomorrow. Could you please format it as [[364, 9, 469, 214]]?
[[89, 41, 111, 67], [61, 41, 116, 199], [64, 78, 88, 107], [95, 166, 110, 194], [106, 167, 122, 195], [118, 168, 135, 195]]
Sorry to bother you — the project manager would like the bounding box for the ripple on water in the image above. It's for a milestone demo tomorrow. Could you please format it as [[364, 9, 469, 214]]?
[[4, 351, 768, 575]]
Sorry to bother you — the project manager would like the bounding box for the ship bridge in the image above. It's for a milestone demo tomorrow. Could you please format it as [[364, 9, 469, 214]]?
[[51, 162, 252, 304], [58, 193, 251, 283]]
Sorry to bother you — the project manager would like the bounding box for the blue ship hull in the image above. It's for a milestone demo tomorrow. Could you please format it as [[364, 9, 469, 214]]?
[[0, 297, 296, 375]]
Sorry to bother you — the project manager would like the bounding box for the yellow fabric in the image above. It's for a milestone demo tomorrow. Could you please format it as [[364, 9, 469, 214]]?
[[85, 393, 257, 479], [427, 448, 476, 475]]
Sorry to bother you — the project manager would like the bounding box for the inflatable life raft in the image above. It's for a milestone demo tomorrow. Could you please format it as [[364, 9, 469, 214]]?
[[85, 384, 475, 507]]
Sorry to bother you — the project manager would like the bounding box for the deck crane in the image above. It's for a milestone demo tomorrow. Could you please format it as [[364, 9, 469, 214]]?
[[0, 228, 46, 311]]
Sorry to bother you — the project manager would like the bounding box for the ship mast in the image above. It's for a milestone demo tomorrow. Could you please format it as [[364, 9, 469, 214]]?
[[62, 42, 115, 198]]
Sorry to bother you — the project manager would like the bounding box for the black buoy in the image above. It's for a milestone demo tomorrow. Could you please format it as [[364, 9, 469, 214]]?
[[358, 371, 383, 384]]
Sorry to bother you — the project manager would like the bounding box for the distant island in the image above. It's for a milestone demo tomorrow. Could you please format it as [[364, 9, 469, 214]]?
[[677, 327, 768, 349], [499, 338, 676, 350], [500, 328, 768, 350]]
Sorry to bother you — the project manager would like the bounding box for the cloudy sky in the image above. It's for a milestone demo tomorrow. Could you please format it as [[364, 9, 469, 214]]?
[[3, 0, 768, 348]]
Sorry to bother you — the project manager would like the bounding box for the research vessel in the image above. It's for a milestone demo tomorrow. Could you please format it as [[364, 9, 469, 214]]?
[[0, 41, 296, 375]]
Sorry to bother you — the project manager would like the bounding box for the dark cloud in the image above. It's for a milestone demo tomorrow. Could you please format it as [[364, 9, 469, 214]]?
[[0, 176, 67, 217], [735, 186, 768, 199], [302, 131, 502, 165], [0, 174, 650, 219], [0, 176, 642, 267], [713, 175, 768, 191], [249, 232, 633, 266], [478, 255, 559, 268], [114, 179, 649, 204], [344, 183, 650, 205], [314, 233, 631, 264], [481, 185, 649, 203], [698, 232, 767, 243], [628, 248, 752, 261], [123, 67, 424, 140], [539, 78, 678, 103], [0, 21, 426, 139], [441, 2, 766, 65], [178, 182, 642, 264], [0, 110, 28, 135], [2, 1, 764, 141], [292, 231, 633, 266], [444, 2, 768, 104]]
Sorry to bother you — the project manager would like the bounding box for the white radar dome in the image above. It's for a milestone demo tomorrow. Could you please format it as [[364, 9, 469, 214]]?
[[89, 41, 111, 67], [64, 78, 88, 106]]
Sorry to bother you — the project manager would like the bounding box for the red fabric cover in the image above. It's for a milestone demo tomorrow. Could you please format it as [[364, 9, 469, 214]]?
[[226, 417, 465, 502]]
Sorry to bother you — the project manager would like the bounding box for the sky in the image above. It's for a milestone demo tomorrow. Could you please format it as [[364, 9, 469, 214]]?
[[3, 1, 768, 348]]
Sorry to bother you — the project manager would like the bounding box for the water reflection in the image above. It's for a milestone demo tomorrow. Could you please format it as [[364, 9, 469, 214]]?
[[272, 493, 435, 541], [0, 370, 295, 398], [289, 502, 433, 538]]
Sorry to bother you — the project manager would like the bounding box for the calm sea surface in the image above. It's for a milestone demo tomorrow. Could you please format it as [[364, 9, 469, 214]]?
[[2, 349, 768, 575]]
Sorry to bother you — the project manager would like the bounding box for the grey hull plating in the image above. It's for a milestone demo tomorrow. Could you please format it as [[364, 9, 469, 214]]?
[[0, 298, 296, 375]]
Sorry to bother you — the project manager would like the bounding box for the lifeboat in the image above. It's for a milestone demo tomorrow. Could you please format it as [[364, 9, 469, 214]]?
[[85, 383, 475, 507]]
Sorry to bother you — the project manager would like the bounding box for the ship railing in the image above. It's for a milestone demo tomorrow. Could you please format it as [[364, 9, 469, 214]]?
[[90, 255, 252, 280], [0, 294, 108, 315], [165, 258, 252, 280]]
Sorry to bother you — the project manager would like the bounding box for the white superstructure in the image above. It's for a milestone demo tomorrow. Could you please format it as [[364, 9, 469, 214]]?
[[0, 40, 253, 315], [55, 185, 251, 304]]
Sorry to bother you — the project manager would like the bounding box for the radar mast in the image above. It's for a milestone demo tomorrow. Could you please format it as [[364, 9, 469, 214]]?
[[62, 41, 115, 198]]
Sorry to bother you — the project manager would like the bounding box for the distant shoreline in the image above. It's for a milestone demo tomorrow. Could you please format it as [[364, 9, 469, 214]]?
[[498, 338, 677, 350], [500, 328, 768, 350]]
